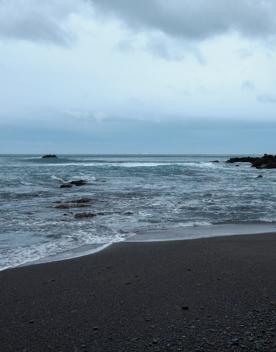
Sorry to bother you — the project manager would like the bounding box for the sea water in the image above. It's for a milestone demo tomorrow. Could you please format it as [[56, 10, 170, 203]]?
[[1, 154, 276, 270]]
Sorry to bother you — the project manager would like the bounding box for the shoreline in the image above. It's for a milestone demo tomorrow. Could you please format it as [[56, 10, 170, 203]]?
[[1, 232, 276, 351], [10, 222, 276, 271]]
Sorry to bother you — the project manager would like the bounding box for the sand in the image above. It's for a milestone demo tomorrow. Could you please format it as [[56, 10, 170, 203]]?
[[0, 233, 276, 351]]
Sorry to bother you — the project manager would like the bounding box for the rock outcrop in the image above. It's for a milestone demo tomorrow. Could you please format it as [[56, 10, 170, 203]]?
[[226, 154, 276, 169]]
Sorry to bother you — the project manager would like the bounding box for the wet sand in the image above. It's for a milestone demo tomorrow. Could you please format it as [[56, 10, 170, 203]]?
[[0, 233, 276, 351]]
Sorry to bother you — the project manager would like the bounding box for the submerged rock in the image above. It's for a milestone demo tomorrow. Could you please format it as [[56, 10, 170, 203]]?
[[74, 197, 92, 204], [226, 154, 276, 169], [74, 212, 97, 219], [54, 198, 93, 209], [55, 203, 89, 209], [123, 211, 134, 216], [60, 180, 88, 188]]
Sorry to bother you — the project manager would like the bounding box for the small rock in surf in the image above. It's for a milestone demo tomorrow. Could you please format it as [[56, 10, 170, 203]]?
[[70, 180, 87, 186], [74, 212, 97, 219], [42, 154, 57, 159], [54, 198, 93, 209], [60, 180, 87, 188], [60, 183, 73, 188]]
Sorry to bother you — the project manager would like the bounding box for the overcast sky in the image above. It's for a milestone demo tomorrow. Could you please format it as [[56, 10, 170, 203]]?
[[1, 0, 276, 153]]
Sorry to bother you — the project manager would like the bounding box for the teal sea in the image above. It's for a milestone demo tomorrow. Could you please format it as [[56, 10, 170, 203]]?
[[1, 154, 276, 270]]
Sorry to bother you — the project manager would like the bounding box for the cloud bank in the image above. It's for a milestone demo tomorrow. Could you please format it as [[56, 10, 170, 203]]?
[[1, 0, 276, 45], [1, 0, 276, 153], [0, 0, 82, 44], [91, 0, 276, 41]]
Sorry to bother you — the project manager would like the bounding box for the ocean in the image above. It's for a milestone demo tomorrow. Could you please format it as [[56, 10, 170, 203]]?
[[1, 154, 276, 270]]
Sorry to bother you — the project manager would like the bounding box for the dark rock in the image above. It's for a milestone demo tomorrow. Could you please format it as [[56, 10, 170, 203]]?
[[74, 212, 97, 219], [70, 180, 87, 186], [60, 180, 87, 188], [211, 160, 220, 163], [257, 175, 263, 178], [54, 199, 91, 209], [226, 156, 254, 163], [42, 155, 57, 159], [55, 204, 73, 209], [124, 211, 134, 216], [258, 162, 276, 169], [60, 183, 73, 189], [226, 154, 276, 169], [181, 306, 189, 311], [74, 198, 92, 204]]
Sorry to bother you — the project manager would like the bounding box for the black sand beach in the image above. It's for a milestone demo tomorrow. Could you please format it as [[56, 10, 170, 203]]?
[[1, 233, 276, 352]]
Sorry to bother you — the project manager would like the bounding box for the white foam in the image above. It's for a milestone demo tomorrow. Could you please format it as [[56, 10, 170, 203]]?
[[23, 161, 223, 168], [51, 175, 66, 182], [0, 229, 126, 271], [176, 221, 213, 227], [127, 223, 276, 242], [114, 162, 175, 167], [70, 175, 97, 182]]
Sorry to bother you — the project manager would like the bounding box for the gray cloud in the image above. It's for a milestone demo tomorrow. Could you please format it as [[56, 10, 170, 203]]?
[[0, 0, 82, 44], [2, 0, 276, 47], [91, 0, 276, 41], [257, 94, 276, 104]]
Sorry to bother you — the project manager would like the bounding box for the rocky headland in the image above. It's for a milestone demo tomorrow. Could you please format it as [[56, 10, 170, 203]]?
[[226, 154, 276, 169]]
